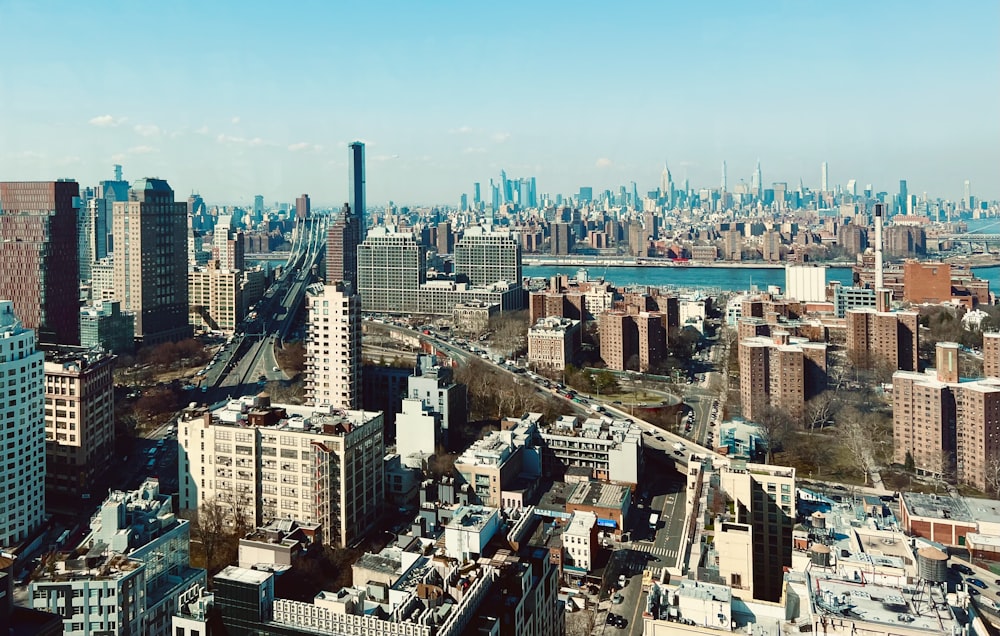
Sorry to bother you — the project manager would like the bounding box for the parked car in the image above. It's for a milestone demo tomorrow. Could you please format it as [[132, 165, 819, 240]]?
[[953, 563, 974, 575], [968, 578, 988, 589]]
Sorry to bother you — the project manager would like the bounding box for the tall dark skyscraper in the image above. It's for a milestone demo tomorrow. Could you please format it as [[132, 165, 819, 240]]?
[[295, 194, 310, 221], [0, 180, 81, 345], [326, 203, 360, 290], [112, 179, 191, 346], [348, 142, 366, 240]]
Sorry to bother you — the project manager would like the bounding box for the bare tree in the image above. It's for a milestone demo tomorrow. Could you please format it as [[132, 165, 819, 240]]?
[[187, 497, 229, 573], [804, 393, 839, 431], [755, 405, 793, 464], [836, 407, 892, 485], [985, 452, 1000, 498]]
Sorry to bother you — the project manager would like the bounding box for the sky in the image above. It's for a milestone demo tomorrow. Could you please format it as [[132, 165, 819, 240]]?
[[1, 0, 997, 206]]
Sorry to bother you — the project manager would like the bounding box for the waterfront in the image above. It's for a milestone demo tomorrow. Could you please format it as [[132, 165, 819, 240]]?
[[525, 264, 1000, 294]]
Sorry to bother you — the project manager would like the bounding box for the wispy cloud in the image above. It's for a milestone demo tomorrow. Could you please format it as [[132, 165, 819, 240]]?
[[133, 124, 161, 137], [371, 154, 400, 162], [14, 150, 45, 160], [231, 116, 241, 124], [595, 157, 613, 168], [89, 114, 126, 127], [195, 125, 210, 135], [129, 145, 158, 155], [54, 156, 81, 167], [450, 125, 473, 135], [216, 134, 268, 147], [492, 132, 511, 143], [288, 142, 323, 152]]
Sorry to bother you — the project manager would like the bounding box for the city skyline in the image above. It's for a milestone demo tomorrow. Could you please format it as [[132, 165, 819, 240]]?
[[1, 1, 997, 205]]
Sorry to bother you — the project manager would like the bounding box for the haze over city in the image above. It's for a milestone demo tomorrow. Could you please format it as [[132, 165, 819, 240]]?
[[1, 0, 997, 205]]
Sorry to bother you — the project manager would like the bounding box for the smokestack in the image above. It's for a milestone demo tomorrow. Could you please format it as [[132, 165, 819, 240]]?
[[874, 203, 889, 311]]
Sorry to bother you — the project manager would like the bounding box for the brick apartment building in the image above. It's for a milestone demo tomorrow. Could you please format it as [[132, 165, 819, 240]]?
[[738, 332, 827, 423], [845, 308, 919, 371]]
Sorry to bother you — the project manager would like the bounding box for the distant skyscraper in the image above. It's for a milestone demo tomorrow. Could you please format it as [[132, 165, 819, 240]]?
[[253, 194, 264, 220], [721, 160, 728, 191], [112, 178, 192, 346], [578, 187, 593, 204], [295, 194, 310, 221], [460, 193, 468, 211], [964, 180, 972, 209], [0, 180, 81, 345], [490, 179, 500, 211], [897, 180, 908, 215], [348, 142, 366, 239], [0, 301, 45, 547], [846, 179, 857, 197], [473, 182, 481, 208], [752, 159, 763, 199], [518, 179, 530, 209], [821, 162, 829, 192], [529, 177, 538, 208]]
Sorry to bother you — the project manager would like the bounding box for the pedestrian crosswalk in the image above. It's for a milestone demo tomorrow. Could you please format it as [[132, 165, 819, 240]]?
[[633, 541, 676, 559]]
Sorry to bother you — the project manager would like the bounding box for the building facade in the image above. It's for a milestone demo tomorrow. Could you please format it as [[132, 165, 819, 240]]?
[[79, 301, 135, 355], [305, 282, 361, 409], [0, 301, 45, 547], [453, 226, 522, 287], [178, 397, 384, 547], [739, 333, 827, 423], [43, 348, 116, 498], [325, 203, 360, 288], [527, 316, 581, 371], [112, 179, 192, 346], [845, 308, 919, 372], [0, 180, 80, 345]]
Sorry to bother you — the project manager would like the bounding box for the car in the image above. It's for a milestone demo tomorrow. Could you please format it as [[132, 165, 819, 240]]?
[[618, 574, 627, 586], [994, 578, 1000, 586], [968, 587, 980, 596], [614, 615, 628, 629], [968, 578, 988, 589], [674, 450, 684, 456], [612, 593, 624, 604], [605, 613, 618, 626], [953, 563, 974, 575]]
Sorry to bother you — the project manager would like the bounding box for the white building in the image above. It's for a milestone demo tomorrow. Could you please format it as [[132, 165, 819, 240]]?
[[785, 265, 827, 302], [0, 301, 45, 548], [30, 479, 206, 636], [407, 354, 466, 444], [539, 415, 643, 484], [563, 510, 597, 574], [178, 396, 384, 547], [444, 505, 502, 561], [305, 281, 362, 409], [679, 297, 706, 333], [395, 398, 438, 463]]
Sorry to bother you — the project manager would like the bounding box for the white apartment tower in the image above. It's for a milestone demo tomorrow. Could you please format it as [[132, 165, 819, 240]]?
[[0, 301, 46, 547], [305, 281, 361, 409]]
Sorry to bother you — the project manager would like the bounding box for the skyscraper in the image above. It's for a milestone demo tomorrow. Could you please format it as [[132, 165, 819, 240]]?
[[897, 180, 908, 215], [305, 281, 361, 409], [348, 141, 366, 239], [473, 182, 481, 208], [964, 180, 972, 209], [721, 160, 728, 191], [0, 180, 81, 345], [752, 159, 763, 200], [821, 161, 829, 192], [295, 194, 310, 221], [0, 301, 45, 547], [253, 194, 264, 220], [357, 227, 426, 314], [112, 179, 192, 346], [325, 203, 360, 289]]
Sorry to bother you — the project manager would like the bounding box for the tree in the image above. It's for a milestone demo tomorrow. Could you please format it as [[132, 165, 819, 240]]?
[[188, 497, 229, 573], [592, 370, 620, 395], [984, 452, 1000, 498], [754, 405, 794, 464], [803, 393, 839, 431], [904, 451, 915, 473], [836, 407, 892, 485]]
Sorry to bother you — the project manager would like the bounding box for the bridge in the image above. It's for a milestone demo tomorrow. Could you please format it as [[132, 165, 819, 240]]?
[[245, 251, 292, 262]]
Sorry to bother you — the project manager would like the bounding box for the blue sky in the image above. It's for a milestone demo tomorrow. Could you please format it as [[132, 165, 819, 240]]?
[[1, 0, 997, 206]]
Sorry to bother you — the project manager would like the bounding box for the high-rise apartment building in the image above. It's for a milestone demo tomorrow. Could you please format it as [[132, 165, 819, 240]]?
[[178, 397, 384, 547], [436, 220, 454, 255], [112, 179, 192, 346], [78, 191, 108, 283], [739, 333, 827, 423], [893, 342, 1000, 491], [528, 316, 581, 372], [406, 354, 467, 443], [0, 301, 45, 547], [325, 203, 360, 288], [984, 332, 1000, 379], [305, 282, 361, 409], [599, 311, 637, 371], [348, 142, 366, 240], [453, 226, 521, 287], [43, 347, 116, 498], [551, 222, 572, 255], [635, 312, 666, 371], [188, 261, 244, 335], [845, 308, 919, 371], [357, 227, 426, 314], [0, 180, 81, 345]]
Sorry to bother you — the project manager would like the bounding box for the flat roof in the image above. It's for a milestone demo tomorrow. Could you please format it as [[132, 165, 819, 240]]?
[[901, 492, 974, 523], [567, 481, 629, 509], [215, 565, 272, 585]]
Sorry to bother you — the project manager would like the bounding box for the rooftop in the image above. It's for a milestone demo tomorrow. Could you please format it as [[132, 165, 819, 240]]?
[[215, 565, 272, 585], [811, 574, 960, 634], [901, 492, 974, 523], [566, 481, 630, 510]]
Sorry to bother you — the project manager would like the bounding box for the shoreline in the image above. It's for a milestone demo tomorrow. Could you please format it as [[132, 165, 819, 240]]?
[[523, 255, 1000, 270]]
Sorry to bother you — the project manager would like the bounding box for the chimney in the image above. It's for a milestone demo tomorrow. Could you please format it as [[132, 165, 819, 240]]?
[[936, 342, 960, 384]]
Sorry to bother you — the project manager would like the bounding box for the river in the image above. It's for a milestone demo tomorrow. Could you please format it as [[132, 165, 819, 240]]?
[[524, 264, 1000, 294]]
